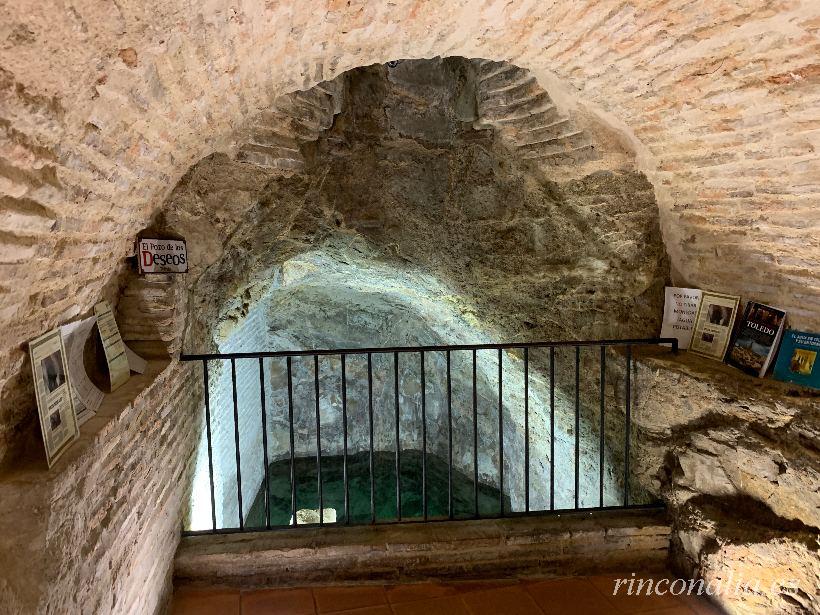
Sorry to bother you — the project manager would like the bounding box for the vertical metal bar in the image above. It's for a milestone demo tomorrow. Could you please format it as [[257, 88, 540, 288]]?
[[368, 353, 375, 524], [230, 359, 244, 530], [446, 350, 453, 520], [314, 355, 323, 525], [420, 351, 427, 521], [549, 347, 555, 511], [498, 348, 504, 516], [341, 354, 349, 524], [394, 351, 401, 521], [599, 346, 606, 508], [472, 348, 479, 518], [202, 361, 217, 532], [624, 345, 632, 506], [574, 346, 580, 510], [286, 357, 296, 526], [524, 347, 529, 514], [258, 358, 271, 530]]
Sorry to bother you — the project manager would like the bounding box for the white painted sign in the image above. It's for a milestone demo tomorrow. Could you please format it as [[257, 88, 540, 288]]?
[[660, 286, 702, 350], [137, 238, 188, 273]]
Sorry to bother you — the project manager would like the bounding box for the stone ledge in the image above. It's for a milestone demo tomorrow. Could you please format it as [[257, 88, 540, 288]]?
[[630, 347, 818, 435], [174, 509, 671, 588], [0, 357, 172, 483]]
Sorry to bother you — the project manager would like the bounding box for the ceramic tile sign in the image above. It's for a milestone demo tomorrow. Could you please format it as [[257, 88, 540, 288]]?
[[137, 237, 188, 274], [94, 301, 130, 392], [29, 328, 79, 467]]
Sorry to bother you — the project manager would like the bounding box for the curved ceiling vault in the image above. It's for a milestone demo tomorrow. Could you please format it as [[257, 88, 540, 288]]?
[[1, 0, 819, 460]]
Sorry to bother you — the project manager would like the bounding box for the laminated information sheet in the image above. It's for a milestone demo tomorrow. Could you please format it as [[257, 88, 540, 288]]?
[[94, 301, 130, 391], [60, 316, 104, 425]]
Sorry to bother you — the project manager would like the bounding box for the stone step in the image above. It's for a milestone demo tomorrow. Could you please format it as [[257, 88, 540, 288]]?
[[479, 65, 533, 94], [294, 88, 335, 114], [478, 76, 539, 104], [485, 106, 565, 132], [506, 118, 574, 143], [478, 92, 556, 123], [522, 143, 599, 166], [174, 509, 670, 588], [515, 130, 591, 156], [479, 81, 545, 111], [477, 60, 516, 82], [313, 79, 345, 113], [272, 98, 333, 132], [289, 118, 326, 143], [246, 128, 299, 150]]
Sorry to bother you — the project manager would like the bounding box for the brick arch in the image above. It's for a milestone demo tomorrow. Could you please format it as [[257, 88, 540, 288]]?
[[1, 4, 819, 612], [2, 0, 819, 457], [3, 0, 819, 463]]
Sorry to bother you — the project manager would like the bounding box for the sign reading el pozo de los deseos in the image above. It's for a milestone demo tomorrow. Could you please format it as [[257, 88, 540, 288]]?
[[137, 238, 188, 274]]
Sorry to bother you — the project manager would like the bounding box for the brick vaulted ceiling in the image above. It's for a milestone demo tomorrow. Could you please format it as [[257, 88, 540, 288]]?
[[0, 1, 818, 453]]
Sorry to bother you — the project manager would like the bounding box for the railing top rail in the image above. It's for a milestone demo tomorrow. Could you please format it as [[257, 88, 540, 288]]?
[[180, 337, 678, 361]]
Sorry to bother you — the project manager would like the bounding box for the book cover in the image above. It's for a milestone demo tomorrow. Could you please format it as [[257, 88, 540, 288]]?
[[773, 330, 820, 390], [726, 302, 787, 377], [688, 291, 740, 361], [660, 287, 702, 349]]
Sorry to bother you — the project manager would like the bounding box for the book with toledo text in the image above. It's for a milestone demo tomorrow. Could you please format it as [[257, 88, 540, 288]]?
[[726, 301, 786, 377]]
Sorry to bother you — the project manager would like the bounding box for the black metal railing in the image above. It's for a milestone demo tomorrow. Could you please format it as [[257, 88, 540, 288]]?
[[181, 338, 677, 535]]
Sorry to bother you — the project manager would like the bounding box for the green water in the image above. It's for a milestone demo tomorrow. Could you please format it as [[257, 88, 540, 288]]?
[[246, 450, 508, 527]]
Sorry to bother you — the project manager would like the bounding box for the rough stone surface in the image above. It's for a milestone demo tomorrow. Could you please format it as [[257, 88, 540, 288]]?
[[630, 350, 820, 615], [174, 61, 667, 529]]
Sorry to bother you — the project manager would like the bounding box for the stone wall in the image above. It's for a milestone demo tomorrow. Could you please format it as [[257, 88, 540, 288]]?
[[176, 60, 666, 530], [175, 511, 672, 587], [196, 300, 273, 529], [189, 243, 634, 528], [630, 350, 819, 614]]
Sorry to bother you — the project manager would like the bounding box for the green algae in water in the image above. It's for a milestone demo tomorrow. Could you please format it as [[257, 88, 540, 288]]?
[[246, 450, 508, 527]]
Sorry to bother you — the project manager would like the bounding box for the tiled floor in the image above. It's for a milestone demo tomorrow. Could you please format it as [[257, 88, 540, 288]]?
[[172, 575, 725, 615]]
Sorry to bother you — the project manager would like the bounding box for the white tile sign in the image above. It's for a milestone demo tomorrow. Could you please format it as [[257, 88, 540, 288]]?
[[137, 238, 188, 273]]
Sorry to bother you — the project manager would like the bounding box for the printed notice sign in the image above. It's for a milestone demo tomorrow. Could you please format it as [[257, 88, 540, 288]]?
[[137, 238, 188, 274], [660, 287, 703, 350], [29, 329, 79, 467], [94, 301, 130, 392]]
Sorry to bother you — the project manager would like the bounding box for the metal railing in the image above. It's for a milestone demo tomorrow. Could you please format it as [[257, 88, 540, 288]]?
[[181, 338, 677, 535]]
